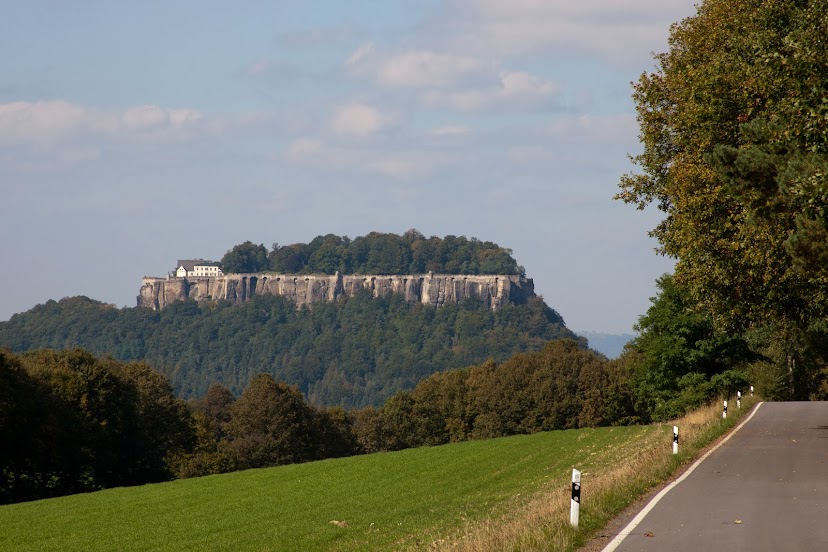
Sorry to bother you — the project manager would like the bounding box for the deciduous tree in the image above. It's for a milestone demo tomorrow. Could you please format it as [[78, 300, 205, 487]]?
[[220, 241, 269, 273], [618, 0, 828, 398]]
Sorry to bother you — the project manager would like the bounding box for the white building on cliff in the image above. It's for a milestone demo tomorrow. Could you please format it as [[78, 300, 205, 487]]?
[[175, 259, 223, 278]]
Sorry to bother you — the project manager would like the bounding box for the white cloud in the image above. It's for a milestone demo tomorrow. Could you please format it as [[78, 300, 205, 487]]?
[[283, 138, 448, 180], [0, 100, 87, 146], [331, 102, 394, 137], [433, 0, 697, 64], [430, 125, 470, 136], [367, 156, 421, 179], [244, 58, 271, 76], [287, 137, 324, 159], [346, 45, 492, 91], [120, 105, 203, 131], [346, 43, 375, 67], [0, 100, 209, 147], [375, 50, 486, 88], [423, 71, 561, 111]]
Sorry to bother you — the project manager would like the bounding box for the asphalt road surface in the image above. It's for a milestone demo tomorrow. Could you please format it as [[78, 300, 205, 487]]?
[[605, 401, 828, 552]]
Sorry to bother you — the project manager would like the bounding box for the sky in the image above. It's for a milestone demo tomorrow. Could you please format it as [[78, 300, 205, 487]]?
[[0, 0, 698, 334]]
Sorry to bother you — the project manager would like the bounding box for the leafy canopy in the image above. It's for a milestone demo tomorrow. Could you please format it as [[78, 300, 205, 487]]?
[[628, 274, 754, 420], [262, 230, 524, 275], [619, 0, 828, 328], [220, 241, 269, 273], [618, 0, 828, 398]]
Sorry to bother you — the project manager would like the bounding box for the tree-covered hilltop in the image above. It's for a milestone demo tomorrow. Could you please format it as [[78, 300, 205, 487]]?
[[0, 293, 577, 407], [220, 230, 525, 276]]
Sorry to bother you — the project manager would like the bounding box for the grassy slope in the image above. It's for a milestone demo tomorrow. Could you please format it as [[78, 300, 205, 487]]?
[[0, 398, 756, 551], [1, 426, 659, 552]]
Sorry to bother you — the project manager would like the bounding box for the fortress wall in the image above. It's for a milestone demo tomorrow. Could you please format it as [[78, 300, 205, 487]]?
[[138, 272, 534, 311]]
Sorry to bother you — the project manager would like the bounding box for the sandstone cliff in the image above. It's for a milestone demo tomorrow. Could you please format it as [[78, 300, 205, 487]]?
[[138, 272, 534, 311]]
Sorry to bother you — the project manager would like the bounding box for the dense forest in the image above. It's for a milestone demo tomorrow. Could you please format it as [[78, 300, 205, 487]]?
[[0, 292, 576, 407], [220, 230, 525, 275]]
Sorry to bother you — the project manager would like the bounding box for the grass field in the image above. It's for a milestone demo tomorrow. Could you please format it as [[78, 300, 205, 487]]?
[[0, 398, 756, 551]]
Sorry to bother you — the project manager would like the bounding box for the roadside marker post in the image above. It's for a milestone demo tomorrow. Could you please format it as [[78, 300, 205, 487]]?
[[737, 391, 742, 409], [673, 426, 679, 455], [750, 385, 754, 396], [723, 400, 728, 419], [571, 468, 581, 528]]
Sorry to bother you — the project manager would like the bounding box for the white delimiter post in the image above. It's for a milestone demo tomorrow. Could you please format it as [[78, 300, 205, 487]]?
[[737, 391, 742, 409], [673, 425, 679, 455], [750, 385, 754, 396], [723, 400, 728, 419], [571, 468, 581, 528]]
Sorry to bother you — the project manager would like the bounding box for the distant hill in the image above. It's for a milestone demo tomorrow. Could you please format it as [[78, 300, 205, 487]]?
[[0, 232, 585, 407], [578, 331, 634, 359], [0, 293, 581, 407]]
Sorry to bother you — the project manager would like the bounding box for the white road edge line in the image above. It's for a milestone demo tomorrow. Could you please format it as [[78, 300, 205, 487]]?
[[599, 401, 765, 552]]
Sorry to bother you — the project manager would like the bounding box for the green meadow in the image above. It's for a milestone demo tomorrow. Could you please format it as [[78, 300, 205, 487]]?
[[0, 425, 664, 552]]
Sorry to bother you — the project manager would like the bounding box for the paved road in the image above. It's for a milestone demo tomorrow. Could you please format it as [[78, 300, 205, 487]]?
[[606, 402, 828, 552]]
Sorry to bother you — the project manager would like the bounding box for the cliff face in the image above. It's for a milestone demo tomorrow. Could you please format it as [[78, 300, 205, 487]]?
[[138, 272, 534, 311]]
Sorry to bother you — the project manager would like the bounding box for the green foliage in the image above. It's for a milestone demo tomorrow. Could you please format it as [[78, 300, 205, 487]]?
[[268, 230, 525, 275], [352, 340, 635, 452], [172, 340, 637, 477], [626, 274, 755, 421], [709, 369, 751, 397], [0, 349, 194, 504], [0, 294, 576, 408], [220, 240, 269, 273], [618, 0, 828, 398], [221, 374, 319, 469]]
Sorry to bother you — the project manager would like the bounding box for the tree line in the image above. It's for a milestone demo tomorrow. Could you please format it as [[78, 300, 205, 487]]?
[[220, 230, 525, 276], [0, 349, 193, 504], [180, 339, 628, 479], [3, 314, 763, 505]]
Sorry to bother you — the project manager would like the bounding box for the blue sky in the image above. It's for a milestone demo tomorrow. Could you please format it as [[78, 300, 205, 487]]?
[[0, 0, 697, 333]]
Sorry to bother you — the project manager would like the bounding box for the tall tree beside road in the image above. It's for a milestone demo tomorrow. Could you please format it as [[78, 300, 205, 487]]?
[[618, 0, 828, 398], [629, 274, 754, 420]]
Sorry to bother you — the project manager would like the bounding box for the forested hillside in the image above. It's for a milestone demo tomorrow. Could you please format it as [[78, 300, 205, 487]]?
[[0, 292, 577, 407]]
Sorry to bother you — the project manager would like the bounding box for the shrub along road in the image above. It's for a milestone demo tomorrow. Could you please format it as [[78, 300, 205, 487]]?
[[604, 402, 828, 551]]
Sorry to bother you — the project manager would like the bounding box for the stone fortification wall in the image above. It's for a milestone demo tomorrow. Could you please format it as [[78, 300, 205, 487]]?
[[138, 272, 534, 311]]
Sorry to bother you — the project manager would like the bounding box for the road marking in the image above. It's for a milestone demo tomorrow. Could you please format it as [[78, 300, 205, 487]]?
[[600, 402, 764, 552]]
